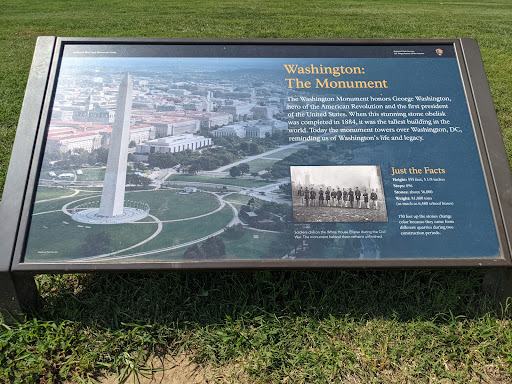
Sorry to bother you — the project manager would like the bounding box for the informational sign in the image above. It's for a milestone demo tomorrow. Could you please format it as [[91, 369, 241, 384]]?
[[2, 38, 512, 270]]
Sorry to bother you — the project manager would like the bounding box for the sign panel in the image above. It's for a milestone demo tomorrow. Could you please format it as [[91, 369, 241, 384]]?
[[3, 38, 512, 270]]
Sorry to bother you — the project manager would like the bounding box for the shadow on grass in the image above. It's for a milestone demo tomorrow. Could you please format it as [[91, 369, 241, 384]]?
[[35, 269, 498, 329], [2, 270, 507, 384]]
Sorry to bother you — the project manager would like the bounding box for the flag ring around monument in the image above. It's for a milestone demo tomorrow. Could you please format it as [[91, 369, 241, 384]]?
[[71, 200, 150, 225]]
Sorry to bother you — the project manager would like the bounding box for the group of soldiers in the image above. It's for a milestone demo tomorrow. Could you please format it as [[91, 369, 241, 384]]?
[[296, 186, 379, 209]]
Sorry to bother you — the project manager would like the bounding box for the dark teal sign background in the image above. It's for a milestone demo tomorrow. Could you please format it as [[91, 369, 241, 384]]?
[[23, 44, 500, 262]]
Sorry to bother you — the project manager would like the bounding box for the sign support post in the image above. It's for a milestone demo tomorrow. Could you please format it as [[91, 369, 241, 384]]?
[[0, 273, 38, 324]]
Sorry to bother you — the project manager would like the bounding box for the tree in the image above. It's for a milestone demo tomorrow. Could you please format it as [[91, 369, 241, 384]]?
[[239, 163, 250, 175], [249, 142, 259, 155], [240, 141, 249, 151], [129, 140, 137, 148], [188, 163, 201, 174], [229, 166, 241, 178], [184, 244, 203, 260], [223, 224, 245, 239], [261, 172, 273, 181], [201, 236, 226, 259], [251, 172, 259, 179], [133, 161, 146, 171], [247, 197, 256, 211], [279, 183, 292, 197], [79, 232, 111, 256], [126, 173, 151, 187], [89, 147, 109, 165]]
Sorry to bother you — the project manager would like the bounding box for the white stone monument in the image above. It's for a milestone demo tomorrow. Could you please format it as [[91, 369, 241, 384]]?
[[72, 74, 149, 224], [99, 74, 133, 217]]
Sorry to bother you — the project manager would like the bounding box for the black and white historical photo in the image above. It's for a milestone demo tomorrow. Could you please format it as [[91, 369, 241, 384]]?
[[290, 165, 388, 223]]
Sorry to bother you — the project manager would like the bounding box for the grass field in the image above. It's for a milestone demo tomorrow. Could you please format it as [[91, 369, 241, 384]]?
[[33, 186, 76, 201], [32, 191, 101, 214], [76, 167, 105, 181], [27, 189, 229, 262], [1, 1, 512, 383], [168, 174, 275, 188], [266, 146, 303, 159], [127, 189, 221, 221], [222, 228, 284, 259], [25, 211, 159, 262], [114, 205, 234, 256], [245, 158, 277, 173], [224, 193, 265, 214]]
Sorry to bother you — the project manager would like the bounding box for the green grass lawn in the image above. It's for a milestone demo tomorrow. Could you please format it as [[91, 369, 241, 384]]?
[[222, 228, 284, 259], [76, 167, 105, 181], [168, 173, 275, 188], [224, 193, 265, 213], [33, 186, 76, 201], [24, 211, 159, 262], [245, 158, 277, 173], [32, 191, 101, 214], [27, 189, 227, 262], [267, 146, 303, 159], [2, 1, 512, 383], [126, 189, 221, 221], [115, 205, 234, 256]]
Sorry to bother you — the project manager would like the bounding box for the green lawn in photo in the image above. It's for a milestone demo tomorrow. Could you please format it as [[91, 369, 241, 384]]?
[[267, 146, 304, 159], [245, 158, 277, 173], [222, 228, 285, 259], [223, 193, 264, 213], [24, 211, 159, 262], [32, 192, 101, 214], [33, 186, 76, 200], [124, 189, 221, 221], [73, 186, 104, 192], [76, 167, 105, 181], [114, 205, 234, 257], [192, 185, 226, 192], [2, 1, 512, 383], [168, 173, 275, 188]]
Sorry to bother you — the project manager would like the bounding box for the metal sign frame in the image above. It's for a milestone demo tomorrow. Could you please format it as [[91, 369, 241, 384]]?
[[1, 37, 512, 273]]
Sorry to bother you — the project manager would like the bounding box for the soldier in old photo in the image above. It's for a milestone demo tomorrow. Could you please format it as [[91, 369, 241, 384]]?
[[310, 188, 316, 206], [371, 189, 378, 209], [355, 186, 361, 208], [298, 186, 304, 206], [348, 188, 354, 208], [363, 189, 369, 208]]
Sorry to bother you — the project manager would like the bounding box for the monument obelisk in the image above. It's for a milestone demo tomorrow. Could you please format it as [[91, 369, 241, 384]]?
[[99, 74, 133, 217]]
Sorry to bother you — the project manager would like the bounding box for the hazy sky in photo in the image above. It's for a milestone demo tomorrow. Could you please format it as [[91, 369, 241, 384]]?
[[290, 165, 382, 190]]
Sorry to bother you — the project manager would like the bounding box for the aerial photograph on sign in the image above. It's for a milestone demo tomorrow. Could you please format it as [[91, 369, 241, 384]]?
[[22, 44, 501, 263]]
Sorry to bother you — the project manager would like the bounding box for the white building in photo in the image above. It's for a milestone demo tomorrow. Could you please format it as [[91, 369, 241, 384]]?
[[271, 119, 288, 131], [219, 103, 253, 122], [245, 124, 272, 138], [251, 105, 280, 119], [136, 134, 212, 154], [46, 131, 103, 153], [150, 117, 201, 136], [211, 124, 246, 137]]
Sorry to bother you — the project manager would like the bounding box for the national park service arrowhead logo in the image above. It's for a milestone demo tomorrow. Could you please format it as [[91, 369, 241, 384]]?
[[435, 48, 444, 56]]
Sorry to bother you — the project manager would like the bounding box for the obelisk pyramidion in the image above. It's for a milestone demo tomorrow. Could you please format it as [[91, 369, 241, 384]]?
[[99, 74, 133, 217]]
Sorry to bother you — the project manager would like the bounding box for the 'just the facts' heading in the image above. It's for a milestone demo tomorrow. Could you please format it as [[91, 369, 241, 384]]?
[[283, 64, 389, 89]]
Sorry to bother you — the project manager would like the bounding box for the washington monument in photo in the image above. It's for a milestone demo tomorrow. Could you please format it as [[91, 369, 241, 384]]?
[[72, 73, 149, 224], [99, 73, 133, 217]]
